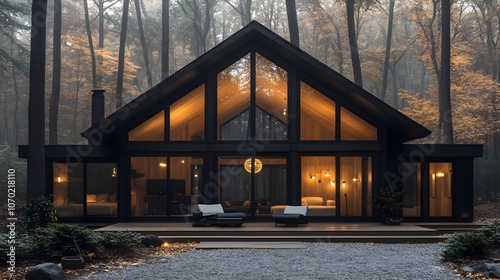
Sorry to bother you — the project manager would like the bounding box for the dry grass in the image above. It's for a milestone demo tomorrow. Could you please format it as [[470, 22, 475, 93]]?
[[1, 242, 197, 280]]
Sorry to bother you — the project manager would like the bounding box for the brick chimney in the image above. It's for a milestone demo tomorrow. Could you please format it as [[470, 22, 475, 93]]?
[[91, 87, 105, 125]]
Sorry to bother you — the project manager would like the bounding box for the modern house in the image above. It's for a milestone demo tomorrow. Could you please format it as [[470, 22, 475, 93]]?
[[20, 21, 482, 223]]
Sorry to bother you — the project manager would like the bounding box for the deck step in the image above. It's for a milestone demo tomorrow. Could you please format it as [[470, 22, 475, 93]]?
[[159, 235, 448, 243]]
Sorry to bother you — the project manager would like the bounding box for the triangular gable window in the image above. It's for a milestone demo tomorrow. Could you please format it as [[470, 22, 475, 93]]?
[[170, 84, 205, 141], [217, 52, 288, 141], [340, 107, 377, 140], [128, 110, 165, 141], [300, 81, 336, 140]]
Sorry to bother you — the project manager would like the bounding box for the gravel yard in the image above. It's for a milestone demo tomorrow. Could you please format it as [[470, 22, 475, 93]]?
[[80, 242, 463, 280]]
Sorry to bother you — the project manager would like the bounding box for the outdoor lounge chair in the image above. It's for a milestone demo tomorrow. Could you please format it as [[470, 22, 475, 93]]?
[[271, 205, 308, 227], [192, 204, 245, 227]]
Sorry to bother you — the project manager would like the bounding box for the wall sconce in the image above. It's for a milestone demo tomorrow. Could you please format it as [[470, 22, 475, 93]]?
[[159, 162, 167, 168], [352, 178, 359, 182], [342, 181, 346, 188], [57, 176, 62, 183], [436, 172, 445, 178], [310, 169, 333, 184], [330, 181, 335, 187]]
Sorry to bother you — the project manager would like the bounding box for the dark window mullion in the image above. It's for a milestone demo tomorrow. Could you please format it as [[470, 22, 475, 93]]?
[[250, 51, 256, 141], [83, 163, 87, 217]]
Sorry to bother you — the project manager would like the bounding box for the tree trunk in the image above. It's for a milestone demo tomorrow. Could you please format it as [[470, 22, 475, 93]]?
[[346, 0, 363, 87], [134, 0, 152, 88], [84, 0, 97, 88], [161, 0, 170, 80], [97, 0, 104, 84], [381, 0, 395, 103], [49, 0, 61, 145], [441, 0, 453, 144], [116, 0, 130, 109], [28, 0, 48, 201], [286, 0, 299, 47]]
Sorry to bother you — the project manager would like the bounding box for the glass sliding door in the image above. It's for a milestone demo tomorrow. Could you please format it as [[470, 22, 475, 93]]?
[[301, 156, 336, 216], [169, 156, 203, 216], [53, 163, 84, 218], [218, 156, 252, 213], [130, 157, 167, 217], [218, 156, 287, 215], [86, 163, 118, 217], [254, 157, 287, 215], [429, 162, 452, 217], [340, 157, 372, 217], [401, 163, 421, 217]]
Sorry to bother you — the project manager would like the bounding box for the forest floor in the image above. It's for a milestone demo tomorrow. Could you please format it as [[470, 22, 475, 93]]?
[[2, 201, 500, 280]]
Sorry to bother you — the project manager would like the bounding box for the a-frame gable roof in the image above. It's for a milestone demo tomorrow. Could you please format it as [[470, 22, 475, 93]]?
[[82, 21, 430, 144]]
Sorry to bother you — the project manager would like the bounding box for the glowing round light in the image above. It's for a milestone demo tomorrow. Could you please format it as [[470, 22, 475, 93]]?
[[244, 158, 263, 173]]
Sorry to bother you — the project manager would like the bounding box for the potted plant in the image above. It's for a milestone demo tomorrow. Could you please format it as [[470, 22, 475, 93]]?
[[374, 184, 404, 225]]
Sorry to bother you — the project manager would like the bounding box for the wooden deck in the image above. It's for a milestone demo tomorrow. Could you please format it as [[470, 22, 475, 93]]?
[[95, 221, 485, 243]]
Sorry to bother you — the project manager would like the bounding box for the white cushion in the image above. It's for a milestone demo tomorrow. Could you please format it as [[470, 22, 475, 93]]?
[[198, 204, 224, 216], [303, 196, 324, 206], [284, 205, 308, 216], [326, 200, 335, 206]]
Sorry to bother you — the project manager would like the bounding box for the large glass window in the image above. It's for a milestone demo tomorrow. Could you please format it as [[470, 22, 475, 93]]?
[[170, 157, 203, 216], [218, 156, 287, 215], [170, 85, 205, 141], [53, 163, 84, 217], [86, 163, 118, 217], [256, 53, 288, 140], [340, 107, 377, 140], [300, 82, 336, 140], [218, 157, 251, 213], [340, 157, 372, 217], [53, 163, 117, 217], [217, 54, 251, 140], [301, 156, 336, 216], [130, 157, 167, 217], [401, 163, 421, 217], [128, 111, 165, 141], [255, 157, 287, 215], [430, 162, 452, 217]]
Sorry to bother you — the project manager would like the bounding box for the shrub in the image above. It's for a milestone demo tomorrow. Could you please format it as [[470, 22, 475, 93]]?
[[0, 233, 34, 264], [477, 225, 500, 246], [98, 231, 141, 252], [24, 196, 57, 231], [442, 231, 489, 260], [33, 223, 103, 261]]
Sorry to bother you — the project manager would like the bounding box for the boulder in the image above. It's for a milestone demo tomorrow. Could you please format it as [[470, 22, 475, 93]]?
[[141, 235, 164, 247], [25, 263, 66, 280], [479, 262, 500, 277], [461, 265, 476, 274]]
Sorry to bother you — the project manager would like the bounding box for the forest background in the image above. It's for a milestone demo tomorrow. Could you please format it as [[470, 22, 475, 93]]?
[[0, 0, 498, 205]]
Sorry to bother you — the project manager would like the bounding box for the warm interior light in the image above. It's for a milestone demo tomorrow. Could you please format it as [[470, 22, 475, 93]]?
[[57, 177, 62, 183], [436, 172, 445, 178], [181, 160, 185, 164], [342, 181, 346, 188], [311, 174, 315, 180], [111, 167, 117, 177], [283, 108, 287, 116], [244, 158, 263, 173], [353, 178, 358, 182], [159, 162, 167, 167], [325, 170, 330, 177], [432, 173, 436, 180], [161, 242, 170, 249], [330, 181, 335, 187]]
